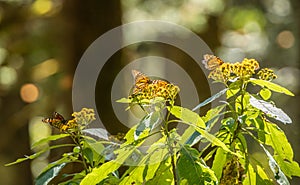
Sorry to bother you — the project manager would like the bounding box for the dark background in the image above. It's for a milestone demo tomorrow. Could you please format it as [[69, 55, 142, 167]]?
[[0, 0, 299, 184]]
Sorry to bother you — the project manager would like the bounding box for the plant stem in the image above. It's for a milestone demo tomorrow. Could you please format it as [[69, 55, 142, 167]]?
[[70, 131, 89, 174], [163, 108, 178, 185]]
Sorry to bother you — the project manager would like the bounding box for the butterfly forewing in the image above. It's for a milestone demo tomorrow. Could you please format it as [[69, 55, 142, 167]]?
[[202, 54, 224, 70], [42, 112, 68, 131], [131, 70, 151, 94]]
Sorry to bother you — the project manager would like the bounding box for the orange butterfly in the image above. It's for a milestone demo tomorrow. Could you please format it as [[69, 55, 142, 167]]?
[[202, 54, 224, 70], [131, 70, 151, 94], [42, 112, 74, 131]]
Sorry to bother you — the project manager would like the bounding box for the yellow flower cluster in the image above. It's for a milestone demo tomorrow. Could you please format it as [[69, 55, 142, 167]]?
[[72, 108, 96, 126], [129, 80, 180, 102], [208, 58, 261, 82], [63, 119, 78, 131], [257, 68, 277, 81]]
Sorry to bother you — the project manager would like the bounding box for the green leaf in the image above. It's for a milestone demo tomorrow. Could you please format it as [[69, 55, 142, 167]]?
[[119, 136, 170, 184], [170, 106, 239, 157], [249, 96, 292, 124], [80, 161, 121, 185], [260, 88, 272, 100], [31, 133, 70, 149], [116, 98, 132, 103], [5, 144, 75, 166], [135, 111, 160, 140], [83, 147, 94, 165], [260, 144, 290, 185], [192, 88, 228, 111], [145, 158, 173, 185], [227, 79, 242, 99], [202, 104, 226, 129], [81, 136, 145, 184], [178, 145, 217, 185], [180, 105, 225, 146], [194, 125, 241, 158], [5, 152, 43, 166], [212, 148, 227, 180], [264, 121, 300, 178], [169, 106, 206, 128], [35, 163, 66, 185], [119, 166, 145, 185], [249, 79, 294, 96], [243, 164, 273, 185], [40, 153, 75, 175], [82, 128, 109, 140]]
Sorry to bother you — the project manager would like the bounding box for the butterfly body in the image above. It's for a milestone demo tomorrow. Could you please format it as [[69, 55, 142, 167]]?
[[202, 54, 224, 70]]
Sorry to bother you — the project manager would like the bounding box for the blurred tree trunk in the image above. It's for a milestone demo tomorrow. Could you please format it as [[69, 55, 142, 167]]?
[[49, 0, 122, 181]]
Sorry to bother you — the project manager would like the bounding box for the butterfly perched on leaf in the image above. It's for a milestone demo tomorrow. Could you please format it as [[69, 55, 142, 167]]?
[[129, 70, 179, 102], [42, 112, 77, 132], [202, 54, 224, 70]]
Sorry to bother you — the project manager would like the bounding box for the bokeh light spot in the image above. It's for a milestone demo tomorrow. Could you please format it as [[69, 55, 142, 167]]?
[[20, 83, 39, 103], [32, 58, 59, 81], [31, 0, 53, 15], [276, 30, 294, 49], [0, 66, 17, 86]]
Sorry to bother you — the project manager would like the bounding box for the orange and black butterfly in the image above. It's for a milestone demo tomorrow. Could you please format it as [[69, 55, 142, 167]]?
[[202, 54, 224, 70], [42, 112, 72, 131], [130, 70, 179, 101], [131, 70, 151, 94]]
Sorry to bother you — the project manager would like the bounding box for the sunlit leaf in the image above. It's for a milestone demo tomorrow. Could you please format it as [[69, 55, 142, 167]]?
[[120, 136, 169, 184], [169, 106, 206, 128], [145, 159, 173, 185], [35, 163, 66, 185], [260, 144, 290, 185], [116, 98, 132, 103], [180, 105, 225, 146], [31, 133, 70, 149], [178, 145, 217, 185], [5, 152, 43, 166], [260, 88, 272, 100], [80, 161, 121, 185], [227, 80, 242, 99], [264, 121, 300, 178], [249, 96, 292, 124], [119, 166, 145, 185], [243, 163, 256, 185], [135, 111, 160, 140], [82, 128, 109, 140], [170, 106, 238, 157], [249, 79, 294, 96], [202, 104, 226, 129], [243, 163, 273, 185], [5, 144, 75, 166], [211, 148, 227, 181], [192, 88, 228, 111]]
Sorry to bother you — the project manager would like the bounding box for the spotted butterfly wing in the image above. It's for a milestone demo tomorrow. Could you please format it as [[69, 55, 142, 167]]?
[[202, 54, 224, 70], [131, 70, 151, 94], [42, 112, 68, 131]]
